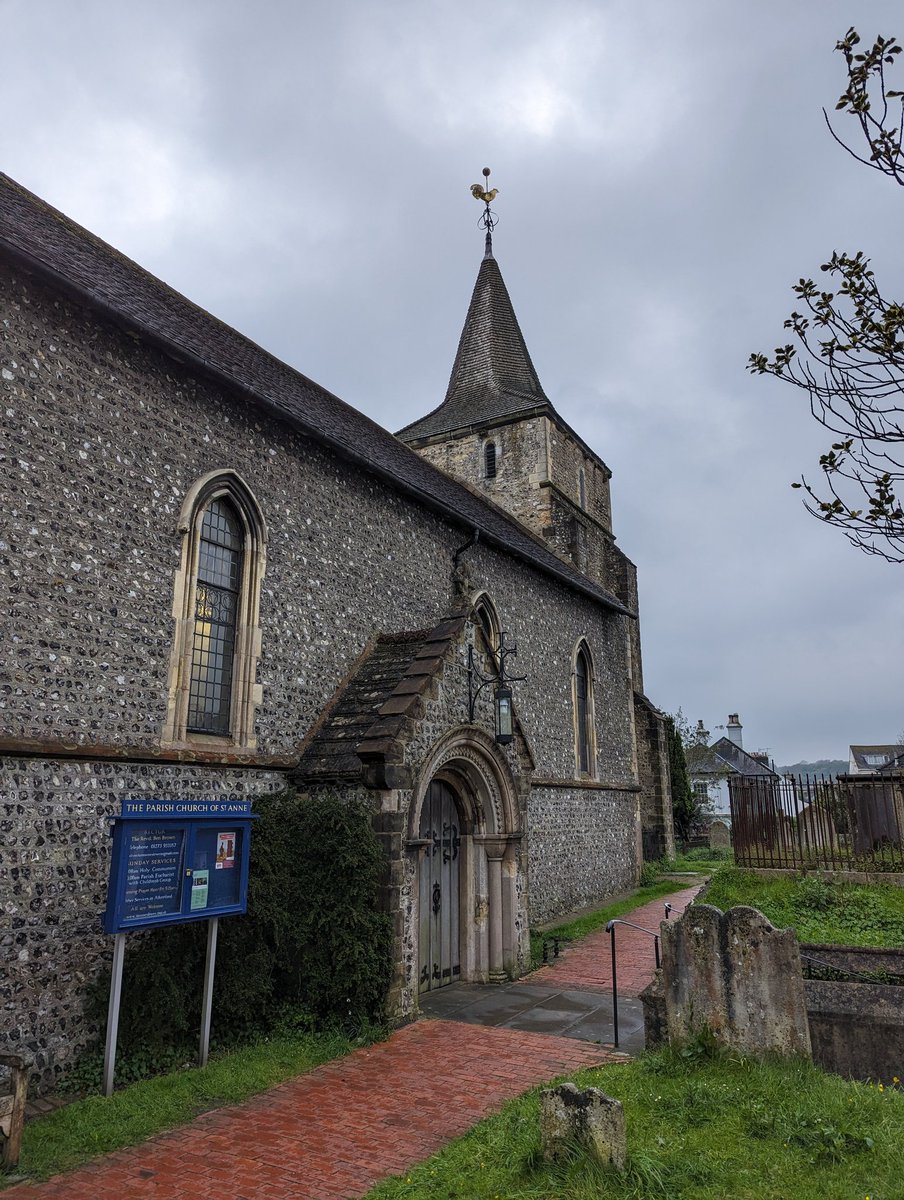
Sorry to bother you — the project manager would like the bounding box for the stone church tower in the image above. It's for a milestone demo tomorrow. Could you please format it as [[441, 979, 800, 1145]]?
[[398, 221, 673, 859]]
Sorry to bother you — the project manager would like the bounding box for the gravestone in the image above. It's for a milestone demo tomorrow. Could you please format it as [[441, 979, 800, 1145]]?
[[539, 1082, 626, 1168], [660, 904, 811, 1058]]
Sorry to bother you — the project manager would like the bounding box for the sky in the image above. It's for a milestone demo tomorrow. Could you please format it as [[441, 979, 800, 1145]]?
[[3, 0, 903, 764]]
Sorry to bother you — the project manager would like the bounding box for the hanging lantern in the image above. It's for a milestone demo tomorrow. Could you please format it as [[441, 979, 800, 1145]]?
[[494, 684, 514, 744]]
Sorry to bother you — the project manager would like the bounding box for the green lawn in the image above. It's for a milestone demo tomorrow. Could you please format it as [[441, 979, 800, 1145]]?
[[1, 1029, 355, 1186], [364, 1049, 904, 1200], [702, 866, 904, 947]]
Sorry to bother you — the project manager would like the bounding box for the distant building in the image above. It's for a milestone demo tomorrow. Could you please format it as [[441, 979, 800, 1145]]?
[[848, 745, 904, 775], [687, 714, 779, 826]]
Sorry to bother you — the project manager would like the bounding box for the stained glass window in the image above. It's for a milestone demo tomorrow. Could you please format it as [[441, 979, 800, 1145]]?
[[187, 498, 243, 734]]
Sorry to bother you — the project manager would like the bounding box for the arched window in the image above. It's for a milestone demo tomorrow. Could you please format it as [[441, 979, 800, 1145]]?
[[473, 593, 500, 673], [484, 441, 497, 479], [163, 471, 267, 748], [579, 467, 586, 511], [188, 498, 243, 734], [573, 641, 596, 777]]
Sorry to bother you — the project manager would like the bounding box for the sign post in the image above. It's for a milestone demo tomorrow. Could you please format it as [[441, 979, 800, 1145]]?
[[199, 917, 219, 1068], [102, 932, 126, 1097], [102, 799, 256, 1095]]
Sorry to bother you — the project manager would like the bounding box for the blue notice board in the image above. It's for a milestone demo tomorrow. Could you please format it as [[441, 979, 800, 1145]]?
[[104, 799, 257, 933]]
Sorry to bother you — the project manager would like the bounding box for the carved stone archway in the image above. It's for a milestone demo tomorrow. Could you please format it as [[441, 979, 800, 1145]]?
[[409, 727, 524, 988]]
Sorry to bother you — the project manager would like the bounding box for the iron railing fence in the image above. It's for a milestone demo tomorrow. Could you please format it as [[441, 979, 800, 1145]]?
[[729, 773, 904, 872]]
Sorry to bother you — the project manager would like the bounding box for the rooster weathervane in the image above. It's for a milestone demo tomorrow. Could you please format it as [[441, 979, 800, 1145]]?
[[470, 167, 499, 253]]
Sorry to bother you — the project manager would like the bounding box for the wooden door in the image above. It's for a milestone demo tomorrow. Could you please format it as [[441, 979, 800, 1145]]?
[[418, 780, 462, 993]]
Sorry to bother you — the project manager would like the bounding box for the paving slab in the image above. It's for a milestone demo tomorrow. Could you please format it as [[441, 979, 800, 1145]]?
[[419, 980, 646, 1054]]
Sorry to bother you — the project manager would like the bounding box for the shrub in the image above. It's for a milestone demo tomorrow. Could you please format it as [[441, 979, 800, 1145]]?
[[82, 788, 392, 1074]]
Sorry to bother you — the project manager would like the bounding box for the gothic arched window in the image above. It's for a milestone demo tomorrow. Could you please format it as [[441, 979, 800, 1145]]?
[[163, 471, 267, 748], [188, 498, 243, 734], [473, 593, 500, 673], [484, 441, 497, 479], [573, 641, 596, 777]]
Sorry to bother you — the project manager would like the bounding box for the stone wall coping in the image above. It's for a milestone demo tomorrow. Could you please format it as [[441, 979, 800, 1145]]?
[[0, 737, 296, 770], [531, 776, 641, 792]]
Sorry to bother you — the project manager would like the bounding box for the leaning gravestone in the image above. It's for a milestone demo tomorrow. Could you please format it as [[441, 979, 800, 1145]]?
[[659, 905, 811, 1058], [539, 1082, 626, 1169]]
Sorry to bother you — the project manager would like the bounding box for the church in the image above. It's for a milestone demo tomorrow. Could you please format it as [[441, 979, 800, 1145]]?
[[0, 172, 673, 1089]]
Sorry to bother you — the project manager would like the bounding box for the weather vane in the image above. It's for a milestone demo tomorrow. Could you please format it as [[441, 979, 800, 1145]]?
[[470, 167, 499, 254]]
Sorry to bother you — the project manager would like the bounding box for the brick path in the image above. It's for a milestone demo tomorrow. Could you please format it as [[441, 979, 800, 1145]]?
[[528, 882, 704, 995], [6, 1021, 616, 1200]]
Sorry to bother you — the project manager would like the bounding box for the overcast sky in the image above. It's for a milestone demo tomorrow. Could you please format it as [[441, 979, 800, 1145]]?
[[4, 0, 903, 764]]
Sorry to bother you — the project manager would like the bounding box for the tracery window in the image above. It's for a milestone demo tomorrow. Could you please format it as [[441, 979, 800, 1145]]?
[[163, 471, 267, 749], [573, 641, 596, 777]]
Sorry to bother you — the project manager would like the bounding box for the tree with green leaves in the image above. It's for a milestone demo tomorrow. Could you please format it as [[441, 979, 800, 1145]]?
[[749, 29, 904, 562]]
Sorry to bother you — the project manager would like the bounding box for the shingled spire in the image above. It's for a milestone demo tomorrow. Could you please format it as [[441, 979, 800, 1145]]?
[[397, 180, 551, 444]]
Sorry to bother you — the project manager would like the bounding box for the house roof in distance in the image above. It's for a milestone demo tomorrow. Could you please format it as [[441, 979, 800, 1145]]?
[[0, 172, 630, 617], [849, 745, 904, 772], [693, 737, 779, 778]]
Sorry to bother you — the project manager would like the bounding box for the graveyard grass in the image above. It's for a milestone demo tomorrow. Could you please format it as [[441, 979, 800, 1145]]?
[[364, 1047, 904, 1200], [702, 866, 904, 947]]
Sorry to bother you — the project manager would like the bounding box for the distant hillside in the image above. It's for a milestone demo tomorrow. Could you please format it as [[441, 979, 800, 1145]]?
[[775, 759, 847, 778]]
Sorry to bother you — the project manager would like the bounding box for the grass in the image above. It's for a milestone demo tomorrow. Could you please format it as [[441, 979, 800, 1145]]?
[[661, 846, 733, 874], [529, 879, 692, 968], [363, 1047, 904, 1200], [1, 1028, 357, 1186], [702, 866, 904, 947]]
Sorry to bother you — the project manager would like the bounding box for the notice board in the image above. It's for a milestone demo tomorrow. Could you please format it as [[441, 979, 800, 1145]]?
[[104, 799, 256, 933]]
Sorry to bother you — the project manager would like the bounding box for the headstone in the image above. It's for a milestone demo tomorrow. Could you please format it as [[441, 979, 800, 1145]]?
[[539, 1082, 626, 1169], [707, 819, 731, 849], [660, 905, 811, 1058]]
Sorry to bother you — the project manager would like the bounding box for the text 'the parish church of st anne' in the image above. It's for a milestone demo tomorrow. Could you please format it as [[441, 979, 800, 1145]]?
[[0, 172, 674, 1089]]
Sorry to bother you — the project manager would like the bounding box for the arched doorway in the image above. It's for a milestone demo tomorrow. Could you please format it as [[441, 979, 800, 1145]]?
[[411, 728, 526, 996], [418, 780, 463, 992]]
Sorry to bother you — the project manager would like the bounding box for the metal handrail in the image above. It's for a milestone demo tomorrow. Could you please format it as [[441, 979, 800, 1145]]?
[[605, 918, 662, 1048]]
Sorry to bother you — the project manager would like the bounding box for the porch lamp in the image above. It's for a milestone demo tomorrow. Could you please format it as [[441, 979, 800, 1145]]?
[[467, 630, 525, 746]]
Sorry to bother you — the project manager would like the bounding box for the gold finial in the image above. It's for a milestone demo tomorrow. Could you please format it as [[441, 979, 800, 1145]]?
[[470, 168, 499, 256]]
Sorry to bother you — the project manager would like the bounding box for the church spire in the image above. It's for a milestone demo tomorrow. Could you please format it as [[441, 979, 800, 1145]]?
[[396, 171, 551, 444]]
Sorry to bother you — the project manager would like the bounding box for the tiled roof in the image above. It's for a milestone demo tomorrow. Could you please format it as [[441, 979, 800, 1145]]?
[[0, 173, 630, 617], [691, 737, 778, 778], [397, 249, 551, 442], [294, 617, 466, 784], [850, 745, 904, 771]]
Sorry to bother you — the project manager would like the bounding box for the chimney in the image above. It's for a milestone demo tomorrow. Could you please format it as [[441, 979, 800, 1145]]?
[[726, 714, 743, 748]]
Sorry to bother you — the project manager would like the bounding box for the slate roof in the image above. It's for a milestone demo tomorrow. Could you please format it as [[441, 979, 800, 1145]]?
[[294, 617, 466, 783], [850, 745, 904, 772], [692, 737, 779, 778], [396, 246, 552, 442], [0, 173, 630, 617]]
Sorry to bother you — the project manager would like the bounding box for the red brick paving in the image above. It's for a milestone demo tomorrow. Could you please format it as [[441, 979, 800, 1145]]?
[[528, 882, 704, 996], [6, 1021, 616, 1200]]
